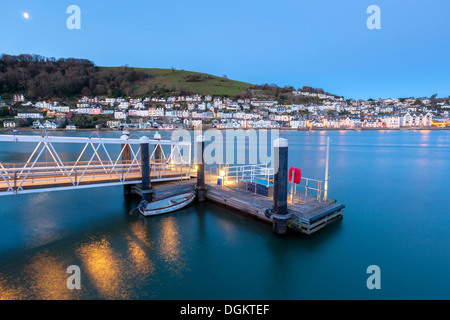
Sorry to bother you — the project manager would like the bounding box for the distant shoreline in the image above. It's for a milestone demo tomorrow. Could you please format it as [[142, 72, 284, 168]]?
[[1, 126, 448, 134]]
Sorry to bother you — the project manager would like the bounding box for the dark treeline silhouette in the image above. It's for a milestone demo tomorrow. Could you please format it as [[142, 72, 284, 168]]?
[[0, 54, 149, 99]]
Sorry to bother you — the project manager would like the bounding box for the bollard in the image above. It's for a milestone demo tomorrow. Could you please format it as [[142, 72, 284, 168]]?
[[195, 135, 206, 202], [120, 132, 131, 196], [140, 136, 152, 201], [272, 138, 290, 234]]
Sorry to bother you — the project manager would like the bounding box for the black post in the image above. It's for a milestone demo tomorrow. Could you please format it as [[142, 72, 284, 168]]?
[[121, 132, 131, 195], [272, 138, 290, 234], [195, 135, 205, 202], [140, 136, 152, 201]]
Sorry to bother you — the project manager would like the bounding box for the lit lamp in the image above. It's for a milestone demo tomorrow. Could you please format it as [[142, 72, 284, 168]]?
[[219, 170, 225, 186]]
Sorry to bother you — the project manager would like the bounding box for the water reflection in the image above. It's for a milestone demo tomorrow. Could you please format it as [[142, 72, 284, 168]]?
[[0, 250, 76, 300], [24, 251, 73, 300], [126, 221, 154, 275], [0, 274, 24, 300], [1, 130, 450, 299], [129, 220, 152, 247], [77, 237, 129, 299], [159, 216, 182, 266]]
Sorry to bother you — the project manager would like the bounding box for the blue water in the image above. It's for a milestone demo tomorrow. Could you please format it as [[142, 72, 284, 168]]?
[[0, 129, 449, 299]]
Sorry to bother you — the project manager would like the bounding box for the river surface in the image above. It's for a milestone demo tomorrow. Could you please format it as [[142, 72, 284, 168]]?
[[0, 129, 449, 299]]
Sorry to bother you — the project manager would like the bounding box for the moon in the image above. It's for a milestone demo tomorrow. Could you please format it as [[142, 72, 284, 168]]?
[[23, 12, 29, 19]]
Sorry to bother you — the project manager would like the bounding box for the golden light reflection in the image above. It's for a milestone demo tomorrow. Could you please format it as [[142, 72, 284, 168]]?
[[77, 238, 129, 299], [130, 221, 152, 247], [25, 252, 73, 300], [0, 275, 24, 300], [126, 236, 153, 275], [159, 217, 181, 264], [126, 222, 154, 275]]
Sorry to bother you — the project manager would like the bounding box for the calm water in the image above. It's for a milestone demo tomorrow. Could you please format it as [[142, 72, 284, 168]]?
[[0, 129, 449, 299]]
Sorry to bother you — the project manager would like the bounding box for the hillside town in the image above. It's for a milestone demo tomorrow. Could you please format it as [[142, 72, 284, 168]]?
[[1, 91, 450, 131]]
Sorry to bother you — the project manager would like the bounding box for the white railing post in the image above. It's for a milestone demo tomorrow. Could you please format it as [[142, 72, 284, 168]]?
[[323, 137, 330, 202]]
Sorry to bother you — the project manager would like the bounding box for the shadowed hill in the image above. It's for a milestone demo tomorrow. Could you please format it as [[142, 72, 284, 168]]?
[[0, 54, 253, 99]]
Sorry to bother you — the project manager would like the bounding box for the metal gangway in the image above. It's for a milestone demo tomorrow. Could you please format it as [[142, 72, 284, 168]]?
[[0, 132, 192, 195]]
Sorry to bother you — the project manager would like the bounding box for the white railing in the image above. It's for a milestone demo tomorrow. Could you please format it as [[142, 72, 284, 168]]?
[[207, 163, 325, 202], [0, 133, 192, 195], [220, 164, 273, 184], [206, 163, 274, 194], [288, 178, 324, 204]]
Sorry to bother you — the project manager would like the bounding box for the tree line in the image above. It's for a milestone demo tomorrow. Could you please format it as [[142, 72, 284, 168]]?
[[0, 54, 150, 99]]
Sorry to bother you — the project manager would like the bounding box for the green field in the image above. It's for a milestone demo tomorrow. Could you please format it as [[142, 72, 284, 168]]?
[[99, 67, 254, 97]]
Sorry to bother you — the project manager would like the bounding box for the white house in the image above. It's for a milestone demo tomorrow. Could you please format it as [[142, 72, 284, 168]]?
[[118, 102, 130, 110], [40, 120, 58, 130], [106, 120, 121, 128], [3, 121, 16, 128], [114, 111, 127, 120], [16, 113, 43, 119], [400, 112, 433, 127]]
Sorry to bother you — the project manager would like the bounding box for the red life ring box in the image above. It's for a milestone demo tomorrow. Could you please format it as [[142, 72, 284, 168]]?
[[289, 167, 301, 184]]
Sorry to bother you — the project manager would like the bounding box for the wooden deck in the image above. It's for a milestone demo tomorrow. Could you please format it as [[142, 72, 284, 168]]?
[[131, 172, 344, 235], [204, 174, 344, 235], [132, 179, 196, 201]]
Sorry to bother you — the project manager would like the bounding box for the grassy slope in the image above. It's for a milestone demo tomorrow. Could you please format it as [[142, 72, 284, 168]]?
[[99, 67, 253, 97]]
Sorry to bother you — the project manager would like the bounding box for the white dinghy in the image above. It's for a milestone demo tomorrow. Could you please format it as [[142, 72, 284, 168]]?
[[138, 192, 195, 217]]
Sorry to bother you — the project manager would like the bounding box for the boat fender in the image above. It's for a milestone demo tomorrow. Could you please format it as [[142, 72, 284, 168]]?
[[265, 208, 273, 219]]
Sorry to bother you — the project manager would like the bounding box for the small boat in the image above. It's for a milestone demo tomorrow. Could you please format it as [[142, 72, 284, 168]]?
[[138, 192, 195, 217]]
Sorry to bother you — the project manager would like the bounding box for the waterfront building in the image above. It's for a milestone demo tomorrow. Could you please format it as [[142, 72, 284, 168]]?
[[400, 112, 433, 127], [3, 120, 16, 128]]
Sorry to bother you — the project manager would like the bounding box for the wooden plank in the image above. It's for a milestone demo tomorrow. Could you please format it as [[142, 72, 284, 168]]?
[[205, 183, 344, 235], [206, 188, 272, 222]]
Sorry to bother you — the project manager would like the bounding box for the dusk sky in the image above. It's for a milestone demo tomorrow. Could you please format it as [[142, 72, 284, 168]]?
[[1, 0, 449, 100]]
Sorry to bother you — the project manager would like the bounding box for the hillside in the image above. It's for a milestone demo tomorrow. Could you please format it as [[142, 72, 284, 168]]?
[[0, 54, 332, 104], [99, 67, 253, 97], [0, 54, 253, 100]]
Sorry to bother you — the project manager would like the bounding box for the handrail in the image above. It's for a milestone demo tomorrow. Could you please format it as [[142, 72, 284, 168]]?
[[288, 178, 324, 203]]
